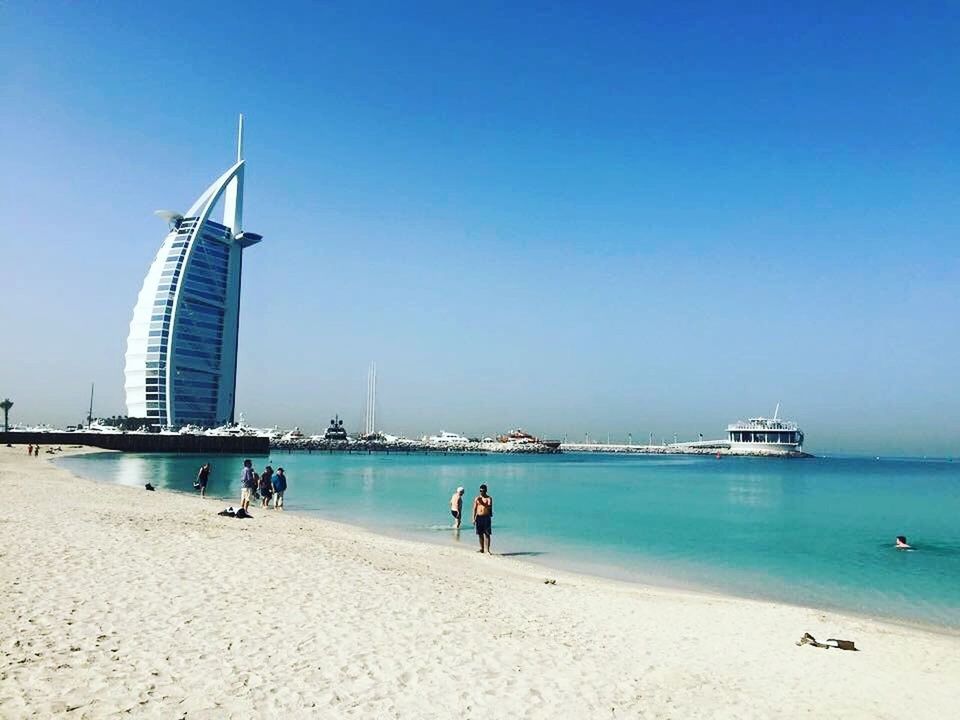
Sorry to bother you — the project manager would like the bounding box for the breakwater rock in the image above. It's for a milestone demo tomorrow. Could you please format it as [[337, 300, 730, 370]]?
[[561, 443, 812, 458], [271, 439, 561, 454]]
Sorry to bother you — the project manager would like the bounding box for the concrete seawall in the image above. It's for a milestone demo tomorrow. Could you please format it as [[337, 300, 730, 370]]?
[[0, 432, 269, 455]]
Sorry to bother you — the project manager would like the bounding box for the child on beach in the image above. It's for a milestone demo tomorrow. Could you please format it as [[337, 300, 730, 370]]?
[[259, 466, 274, 508], [272, 468, 287, 509]]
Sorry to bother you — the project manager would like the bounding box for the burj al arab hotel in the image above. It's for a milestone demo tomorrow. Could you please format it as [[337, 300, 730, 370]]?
[[124, 116, 262, 428]]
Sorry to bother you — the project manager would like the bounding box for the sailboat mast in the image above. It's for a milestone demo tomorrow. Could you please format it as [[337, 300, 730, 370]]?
[[87, 383, 94, 428]]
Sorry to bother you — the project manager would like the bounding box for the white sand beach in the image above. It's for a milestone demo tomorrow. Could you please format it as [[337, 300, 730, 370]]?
[[1, 445, 958, 719]]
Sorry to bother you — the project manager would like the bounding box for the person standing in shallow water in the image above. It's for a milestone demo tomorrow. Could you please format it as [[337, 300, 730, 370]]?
[[272, 467, 287, 509], [259, 465, 274, 508], [472, 484, 493, 553], [196, 463, 211, 498], [450, 486, 464, 529]]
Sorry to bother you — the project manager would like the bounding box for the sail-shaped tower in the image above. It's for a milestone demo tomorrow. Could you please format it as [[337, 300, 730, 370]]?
[[124, 116, 263, 428]]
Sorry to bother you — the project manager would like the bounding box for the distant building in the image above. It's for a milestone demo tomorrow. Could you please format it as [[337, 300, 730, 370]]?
[[124, 117, 263, 428]]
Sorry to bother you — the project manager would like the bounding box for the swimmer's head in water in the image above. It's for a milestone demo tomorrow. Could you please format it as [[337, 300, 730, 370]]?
[[896, 535, 908, 544]]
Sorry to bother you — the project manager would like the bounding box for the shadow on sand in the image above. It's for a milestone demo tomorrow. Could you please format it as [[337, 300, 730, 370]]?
[[499, 551, 547, 557]]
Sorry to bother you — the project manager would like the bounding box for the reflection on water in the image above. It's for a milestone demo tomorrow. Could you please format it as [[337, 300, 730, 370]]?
[[725, 472, 782, 508], [56, 451, 960, 628]]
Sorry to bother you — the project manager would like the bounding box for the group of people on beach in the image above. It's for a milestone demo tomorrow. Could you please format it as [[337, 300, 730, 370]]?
[[240, 459, 287, 512], [193, 460, 288, 512], [26, 444, 40, 457], [449, 484, 494, 553]]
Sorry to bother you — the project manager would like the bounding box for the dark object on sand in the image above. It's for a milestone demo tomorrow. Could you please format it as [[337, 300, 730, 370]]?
[[144, 483, 155, 491], [796, 633, 858, 651], [217, 507, 237, 517], [235, 508, 252, 519]]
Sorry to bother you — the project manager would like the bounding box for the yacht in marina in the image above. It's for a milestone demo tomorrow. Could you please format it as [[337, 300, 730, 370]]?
[[280, 427, 305, 442], [427, 431, 470, 444], [727, 405, 804, 455], [497, 428, 562, 449], [323, 416, 350, 441]]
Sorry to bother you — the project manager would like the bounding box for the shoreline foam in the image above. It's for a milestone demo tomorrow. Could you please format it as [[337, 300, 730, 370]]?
[[3, 445, 959, 718]]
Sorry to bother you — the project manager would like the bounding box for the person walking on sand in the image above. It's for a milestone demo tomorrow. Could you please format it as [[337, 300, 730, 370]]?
[[472, 484, 493, 553], [34, 445, 40, 457], [450, 486, 465, 529], [240, 459, 256, 512], [259, 465, 274, 508], [27, 444, 33, 456], [195, 463, 211, 498], [272, 467, 287, 509]]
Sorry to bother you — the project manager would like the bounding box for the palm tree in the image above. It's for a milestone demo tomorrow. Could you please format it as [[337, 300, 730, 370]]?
[[0, 399, 12, 433]]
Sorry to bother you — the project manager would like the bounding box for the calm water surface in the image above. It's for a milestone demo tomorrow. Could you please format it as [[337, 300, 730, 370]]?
[[56, 451, 960, 628]]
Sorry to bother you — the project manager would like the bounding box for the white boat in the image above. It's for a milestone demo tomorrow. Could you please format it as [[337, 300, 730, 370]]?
[[427, 431, 470, 444], [10, 423, 55, 433], [280, 427, 305, 442], [727, 405, 804, 455], [63, 420, 123, 434]]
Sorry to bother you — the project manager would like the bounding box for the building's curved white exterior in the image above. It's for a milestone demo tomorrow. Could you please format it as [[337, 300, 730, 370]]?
[[125, 117, 262, 428]]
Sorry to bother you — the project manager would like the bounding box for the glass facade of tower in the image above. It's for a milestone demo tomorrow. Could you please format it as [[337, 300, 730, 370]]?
[[169, 220, 232, 426], [142, 218, 234, 427]]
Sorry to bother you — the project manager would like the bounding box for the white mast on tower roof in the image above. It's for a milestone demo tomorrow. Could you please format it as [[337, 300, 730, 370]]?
[[237, 113, 244, 162], [365, 362, 377, 436], [223, 113, 244, 233]]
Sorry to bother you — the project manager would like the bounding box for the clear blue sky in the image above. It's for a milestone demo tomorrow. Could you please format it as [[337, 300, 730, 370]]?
[[1, 1, 958, 455]]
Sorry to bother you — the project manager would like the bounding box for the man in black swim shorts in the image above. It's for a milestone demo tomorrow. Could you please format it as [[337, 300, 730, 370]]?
[[472, 484, 493, 553], [450, 486, 464, 529]]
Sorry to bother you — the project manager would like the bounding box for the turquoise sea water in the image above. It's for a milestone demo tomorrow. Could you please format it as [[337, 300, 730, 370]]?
[[55, 451, 960, 629]]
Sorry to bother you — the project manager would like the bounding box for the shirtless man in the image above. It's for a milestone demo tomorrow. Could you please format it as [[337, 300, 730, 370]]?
[[472, 484, 493, 554], [450, 486, 464, 529]]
